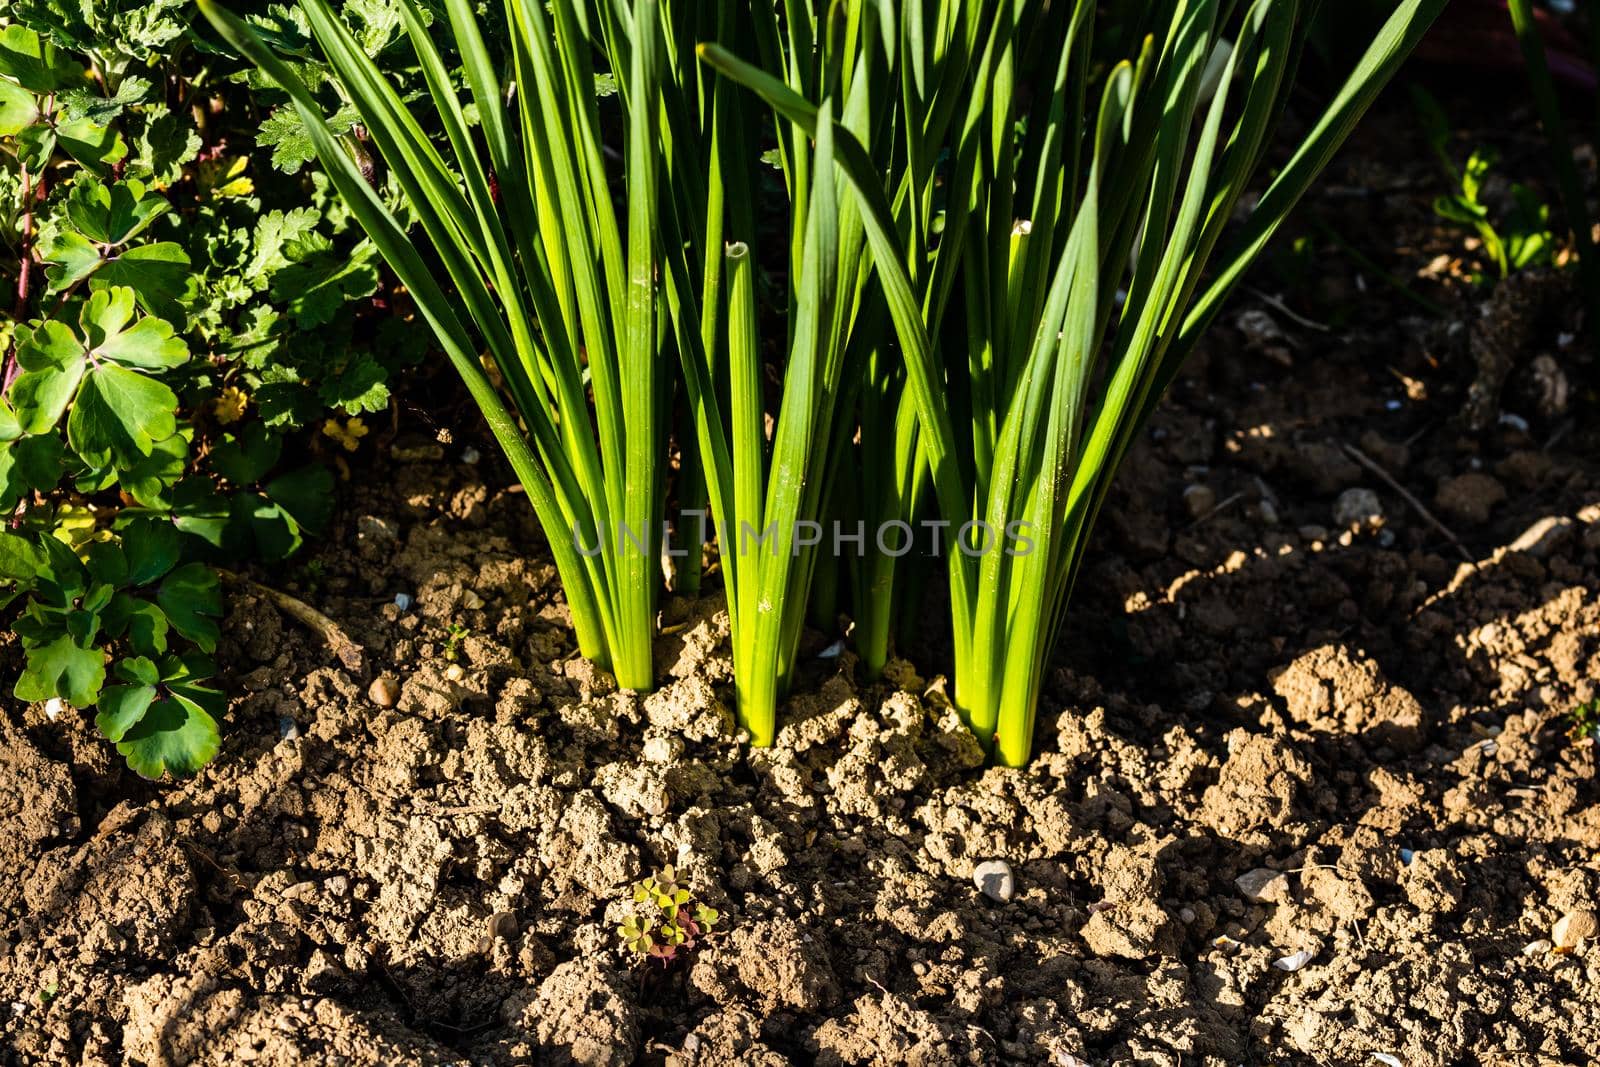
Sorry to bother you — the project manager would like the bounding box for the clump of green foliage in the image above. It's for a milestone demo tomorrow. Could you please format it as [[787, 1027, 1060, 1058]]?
[[617, 866, 721, 966], [0, 10, 420, 776], [1413, 87, 1555, 282], [1566, 698, 1600, 744]]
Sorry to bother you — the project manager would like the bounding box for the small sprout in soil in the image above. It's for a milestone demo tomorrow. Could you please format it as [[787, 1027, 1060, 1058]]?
[[39, 981, 58, 1005], [443, 623, 470, 663], [1564, 699, 1600, 744], [618, 865, 720, 966]]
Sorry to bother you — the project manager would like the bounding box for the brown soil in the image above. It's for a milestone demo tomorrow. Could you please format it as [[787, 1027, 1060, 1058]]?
[[3, 99, 1599, 1066]]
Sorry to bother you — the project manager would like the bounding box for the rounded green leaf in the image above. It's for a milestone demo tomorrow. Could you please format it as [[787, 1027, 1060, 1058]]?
[[95, 683, 157, 743], [115, 695, 220, 779], [15, 633, 106, 708]]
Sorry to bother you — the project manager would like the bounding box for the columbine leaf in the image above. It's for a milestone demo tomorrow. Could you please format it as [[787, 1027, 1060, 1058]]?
[[16, 633, 106, 707], [0, 25, 78, 92], [85, 540, 129, 586], [116, 695, 220, 779], [264, 464, 333, 534], [57, 115, 128, 171], [101, 593, 170, 658], [95, 683, 158, 742], [67, 180, 171, 246], [40, 229, 104, 291], [0, 435, 63, 511], [81, 287, 189, 369], [0, 530, 44, 582], [210, 422, 282, 486], [10, 322, 87, 435], [0, 401, 22, 443], [156, 563, 222, 652], [0, 80, 40, 136], [122, 516, 181, 584], [67, 364, 179, 467], [118, 430, 189, 509], [92, 242, 190, 321]]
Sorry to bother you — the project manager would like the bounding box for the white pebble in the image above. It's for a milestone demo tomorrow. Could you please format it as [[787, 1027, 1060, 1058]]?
[[44, 698, 64, 722], [972, 859, 1015, 903], [461, 446, 481, 464], [394, 593, 414, 611], [1272, 948, 1315, 972]]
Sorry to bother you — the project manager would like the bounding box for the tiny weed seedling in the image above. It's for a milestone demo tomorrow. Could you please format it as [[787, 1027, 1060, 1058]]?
[[618, 866, 720, 966], [443, 623, 469, 663], [1413, 87, 1554, 282], [1566, 698, 1600, 744]]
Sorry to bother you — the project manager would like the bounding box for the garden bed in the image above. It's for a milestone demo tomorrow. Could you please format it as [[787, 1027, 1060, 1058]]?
[[3, 99, 1599, 1066]]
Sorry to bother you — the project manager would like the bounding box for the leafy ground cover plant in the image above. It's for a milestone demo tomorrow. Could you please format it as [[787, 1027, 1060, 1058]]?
[[1, 13, 415, 774], [1, 517, 223, 777]]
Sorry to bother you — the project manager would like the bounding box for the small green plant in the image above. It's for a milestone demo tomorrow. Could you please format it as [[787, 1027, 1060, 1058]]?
[[617, 865, 720, 965], [1412, 87, 1555, 281], [1566, 698, 1600, 744], [1, 517, 225, 778], [442, 622, 468, 663]]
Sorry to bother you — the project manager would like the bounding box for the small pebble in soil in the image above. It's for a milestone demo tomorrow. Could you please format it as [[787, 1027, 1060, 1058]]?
[[1273, 948, 1315, 972], [368, 675, 401, 707], [394, 592, 414, 611], [973, 860, 1015, 903], [44, 698, 63, 722], [1182, 484, 1216, 518], [1333, 487, 1382, 528], [445, 663, 465, 682], [1553, 909, 1598, 950], [1236, 867, 1290, 904], [1399, 848, 1415, 866], [488, 911, 518, 941], [1524, 939, 1553, 956], [278, 716, 300, 741], [461, 446, 481, 465]]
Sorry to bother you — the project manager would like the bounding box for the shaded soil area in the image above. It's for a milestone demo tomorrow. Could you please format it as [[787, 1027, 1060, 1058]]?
[[3, 98, 1600, 1065]]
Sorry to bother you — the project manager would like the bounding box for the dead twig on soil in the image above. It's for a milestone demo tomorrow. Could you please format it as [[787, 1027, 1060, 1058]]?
[[1339, 443, 1472, 562], [218, 570, 365, 673]]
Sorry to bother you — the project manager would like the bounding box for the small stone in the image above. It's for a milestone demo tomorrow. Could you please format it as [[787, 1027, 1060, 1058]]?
[[1507, 515, 1574, 559], [44, 698, 63, 722], [1272, 948, 1315, 972], [461, 589, 485, 610], [325, 875, 350, 896], [1523, 939, 1552, 956], [488, 911, 518, 941], [368, 675, 401, 707], [394, 592, 414, 611], [1333, 488, 1383, 528], [1182, 484, 1216, 519], [445, 663, 465, 682], [1553, 909, 1598, 949], [461, 446, 481, 465], [973, 859, 1015, 903], [1236, 867, 1290, 904], [278, 715, 300, 741]]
